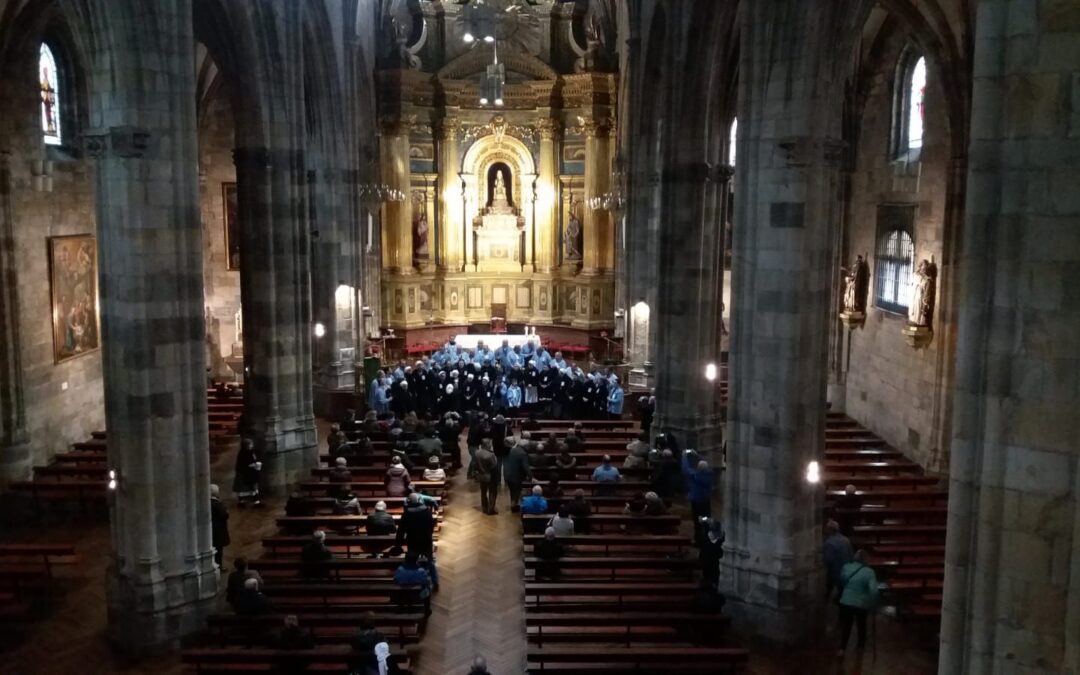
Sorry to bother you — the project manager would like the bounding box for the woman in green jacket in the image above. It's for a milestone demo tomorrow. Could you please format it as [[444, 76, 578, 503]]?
[[837, 549, 879, 655]]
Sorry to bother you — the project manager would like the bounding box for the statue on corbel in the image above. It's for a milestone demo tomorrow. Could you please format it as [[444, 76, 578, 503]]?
[[839, 254, 870, 329], [903, 257, 937, 349]]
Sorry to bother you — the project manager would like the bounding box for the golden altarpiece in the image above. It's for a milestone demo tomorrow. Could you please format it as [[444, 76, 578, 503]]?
[[376, 1, 617, 335]]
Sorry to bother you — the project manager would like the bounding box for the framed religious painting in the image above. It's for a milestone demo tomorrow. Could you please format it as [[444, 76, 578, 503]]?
[[222, 182, 240, 271], [48, 234, 100, 363]]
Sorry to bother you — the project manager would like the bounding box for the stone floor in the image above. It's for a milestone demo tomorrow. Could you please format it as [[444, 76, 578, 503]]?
[[0, 424, 939, 675]]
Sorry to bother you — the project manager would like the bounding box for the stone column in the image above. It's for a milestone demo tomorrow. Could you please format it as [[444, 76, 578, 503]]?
[[652, 156, 724, 463], [381, 117, 413, 275], [581, 118, 611, 275], [231, 1, 317, 492], [536, 119, 561, 273], [0, 151, 31, 484], [940, 4, 1080, 672], [436, 118, 463, 272], [310, 164, 354, 394], [719, 1, 847, 644], [85, 0, 219, 648]]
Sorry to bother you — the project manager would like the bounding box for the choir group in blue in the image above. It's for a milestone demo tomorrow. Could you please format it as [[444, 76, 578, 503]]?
[[367, 338, 625, 420]]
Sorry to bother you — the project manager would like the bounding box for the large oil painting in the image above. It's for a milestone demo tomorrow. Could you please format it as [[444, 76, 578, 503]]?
[[49, 234, 100, 363], [223, 182, 240, 270]]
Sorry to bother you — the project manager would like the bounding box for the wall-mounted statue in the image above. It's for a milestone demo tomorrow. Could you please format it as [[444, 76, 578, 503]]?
[[840, 254, 870, 315], [903, 257, 938, 349], [564, 209, 583, 261], [413, 212, 429, 260], [908, 258, 937, 329]]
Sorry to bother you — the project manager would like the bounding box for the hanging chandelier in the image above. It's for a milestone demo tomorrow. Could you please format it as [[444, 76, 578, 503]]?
[[358, 183, 406, 203]]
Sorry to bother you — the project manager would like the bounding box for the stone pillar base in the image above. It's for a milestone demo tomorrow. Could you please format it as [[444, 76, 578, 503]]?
[[106, 553, 220, 654], [719, 549, 824, 646], [0, 439, 32, 488], [258, 416, 318, 495]]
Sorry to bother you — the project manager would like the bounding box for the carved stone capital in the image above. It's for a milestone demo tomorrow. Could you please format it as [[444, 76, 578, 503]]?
[[379, 114, 417, 138], [536, 118, 562, 140], [437, 118, 462, 142], [84, 127, 152, 159], [580, 117, 612, 139]]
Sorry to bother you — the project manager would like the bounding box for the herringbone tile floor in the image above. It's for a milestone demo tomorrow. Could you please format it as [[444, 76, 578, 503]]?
[[413, 460, 527, 675]]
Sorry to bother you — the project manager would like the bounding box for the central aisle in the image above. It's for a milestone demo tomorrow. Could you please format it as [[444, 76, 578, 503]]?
[[416, 441, 527, 675]]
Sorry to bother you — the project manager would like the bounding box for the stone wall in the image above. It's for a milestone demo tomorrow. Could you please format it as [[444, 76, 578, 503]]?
[[198, 87, 239, 372], [0, 38, 104, 481], [843, 34, 953, 473]]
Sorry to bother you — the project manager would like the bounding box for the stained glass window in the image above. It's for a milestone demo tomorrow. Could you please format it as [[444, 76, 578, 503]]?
[[40, 44, 61, 146], [875, 229, 914, 313], [728, 117, 737, 167], [907, 57, 926, 151]]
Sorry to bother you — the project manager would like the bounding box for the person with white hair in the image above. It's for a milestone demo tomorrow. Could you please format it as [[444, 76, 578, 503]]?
[[366, 500, 396, 538], [533, 526, 564, 580], [423, 455, 446, 481], [209, 483, 229, 567], [300, 529, 334, 579], [521, 484, 549, 514], [233, 575, 271, 616], [329, 456, 352, 486], [468, 655, 494, 675]]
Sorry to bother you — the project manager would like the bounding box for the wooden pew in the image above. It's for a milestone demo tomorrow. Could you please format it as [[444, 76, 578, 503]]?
[[182, 645, 412, 674], [523, 556, 697, 581], [276, 515, 442, 534], [521, 534, 691, 557], [526, 611, 729, 647], [205, 612, 424, 648], [257, 581, 422, 611], [262, 535, 433, 558], [524, 581, 699, 611], [522, 514, 679, 534], [248, 557, 410, 580], [526, 646, 748, 674], [295, 480, 446, 497], [0, 544, 77, 579]]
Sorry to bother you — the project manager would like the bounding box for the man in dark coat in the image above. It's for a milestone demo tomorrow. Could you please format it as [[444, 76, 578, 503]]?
[[396, 493, 438, 589], [503, 439, 534, 512], [210, 483, 230, 567]]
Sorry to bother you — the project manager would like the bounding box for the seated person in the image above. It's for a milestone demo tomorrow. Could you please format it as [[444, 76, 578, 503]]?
[[542, 476, 564, 500], [285, 491, 312, 517], [334, 491, 363, 516], [566, 489, 591, 533], [225, 557, 264, 607], [327, 423, 348, 462], [233, 577, 271, 616], [422, 455, 446, 482], [624, 432, 651, 469], [329, 457, 353, 485], [520, 485, 549, 514], [624, 492, 648, 517], [393, 552, 433, 615], [533, 527, 564, 579], [415, 427, 444, 460], [521, 412, 542, 432], [348, 612, 391, 674], [555, 449, 577, 470], [563, 430, 584, 453], [385, 456, 413, 497], [547, 504, 576, 537], [300, 530, 334, 579], [365, 501, 397, 558], [276, 614, 315, 650], [590, 455, 621, 495], [643, 490, 667, 516]]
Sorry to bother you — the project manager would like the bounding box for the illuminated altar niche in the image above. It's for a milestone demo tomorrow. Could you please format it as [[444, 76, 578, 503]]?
[[374, 3, 618, 335]]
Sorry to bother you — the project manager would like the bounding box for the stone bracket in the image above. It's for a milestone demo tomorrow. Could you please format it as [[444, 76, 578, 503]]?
[[84, 127, 153, 159]]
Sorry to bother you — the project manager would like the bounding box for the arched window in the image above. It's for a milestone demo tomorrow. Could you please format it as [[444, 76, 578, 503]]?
[[875, 228, 914, 313], [40, 44, 62, 145], [728, 117, 737, 167], [892, 49, 927, 159], [907, 57, 926, 151]]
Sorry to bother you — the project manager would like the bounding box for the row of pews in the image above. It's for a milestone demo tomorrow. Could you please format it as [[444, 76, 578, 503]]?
[[0, 544, 78, 643], [180, 428, 457, 673], [9, 387, 243, 512], [823, 411, 946, 620], [519, 418, 749, 674]]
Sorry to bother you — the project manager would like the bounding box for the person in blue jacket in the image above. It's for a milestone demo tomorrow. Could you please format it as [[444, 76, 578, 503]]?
[[681, 449, 713, 529], [506, 379, 523, 413], [373, 380, 391, 415], [520, 485, 549, 514], [607, 377, 625, 419]]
